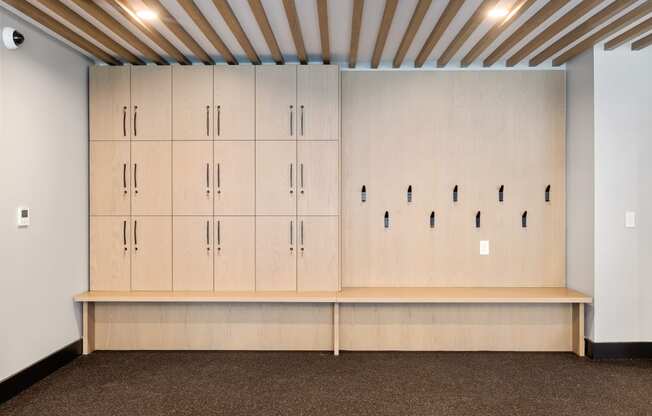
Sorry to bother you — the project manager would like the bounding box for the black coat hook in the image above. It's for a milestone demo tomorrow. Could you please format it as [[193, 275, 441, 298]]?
[[429, 211, 435, 228], [522, 211, 528, 228], [384, 211, 390, 229], [453, 185, 458, 203], [361, 185, 367, 203], [475, 211, 481, 228], [407, 185, 413, 203], [545, 185, 551, 202], [498, 185, 504, 203]]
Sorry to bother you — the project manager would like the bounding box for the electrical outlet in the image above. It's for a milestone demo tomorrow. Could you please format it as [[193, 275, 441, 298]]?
[[625, 211, 636, 228], [480, 240, 490, 256]]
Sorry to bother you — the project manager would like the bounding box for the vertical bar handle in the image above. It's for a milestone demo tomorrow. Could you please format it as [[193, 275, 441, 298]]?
[[206, 105, 210, 137], [300, 220, 304, 252], [289, 164, 294, 194], [133, 105, 137, 137], [123, 163, 127, 194], [133, 164, 138, 194], [216, 105, 221, 137], [206, 220, 211, 251], [217, 220, 221, 251], [216, 163, 221, 194], [133, 220, 138, 250], [289, 105, 294, 136], [123, 220, 127, 250], [300, 105, 304, 136], [289, 220, 294, 251], [300, 163, 304, 194], [206, 163, 211, 195], [122, 106, 127, 137]]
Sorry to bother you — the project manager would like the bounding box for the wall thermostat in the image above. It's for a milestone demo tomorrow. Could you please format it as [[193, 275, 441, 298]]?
[[17, 207, 30, 227]]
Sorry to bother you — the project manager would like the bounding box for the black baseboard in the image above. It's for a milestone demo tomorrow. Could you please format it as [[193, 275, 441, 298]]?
[[0, 339, 82, 404], [586, 339, 652, 359]]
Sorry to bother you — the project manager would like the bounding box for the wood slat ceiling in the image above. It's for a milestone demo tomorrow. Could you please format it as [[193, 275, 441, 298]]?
[[1, 0, 650, 67]]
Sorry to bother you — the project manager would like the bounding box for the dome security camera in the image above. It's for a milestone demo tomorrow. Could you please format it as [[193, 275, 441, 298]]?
[[3, 27, 24, 50]]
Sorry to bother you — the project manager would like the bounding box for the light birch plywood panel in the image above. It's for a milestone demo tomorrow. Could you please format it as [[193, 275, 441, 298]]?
[[214, 66, 255, 140], [214, 141, 255, 215], [131, 66, 171, 140], [89, 66, 130, 140], [173, 217, 213, 291], [172, 65, 212, 140], [256, 65, 297, 140], [90, 216, 130, 291], [172, 141, 213, 216], [297, 65, 339, 140], [297, 216, 339, 292], [94, 303, 333, 350], [131, 216, 172, 291], [214, 217, 255, 291], [340, 303, 572, 351], [256, 141, 297, 215], [255, 216, 297, 291], [297, 141, 339, 215], [131, 141, 172, 216], [90, 141, 130, 216]]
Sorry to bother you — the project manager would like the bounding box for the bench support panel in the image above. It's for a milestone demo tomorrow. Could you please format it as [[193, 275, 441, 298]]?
[[82, 302, 95, 355]]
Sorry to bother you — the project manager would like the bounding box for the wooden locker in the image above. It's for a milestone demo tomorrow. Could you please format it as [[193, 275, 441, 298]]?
[[214, 141, 255, 215], [297, 65, 339, 140], [131, 66, 171, 140], [131, 216, 172, 291], [172, 65, 212, 140], [172, 141, 213, 215], [256, 216, 297, 291], [297, 217, 339, 291], [131, 141, 172, 216], [173, 217, 213, 291], [214, 66, 254, 140], [90, 141, 130, 216], [215, 217, 255, 291], [256, 141, 297, 215], [256, 65, 297, 140], [297, 141, 339, 215], [90, 216, 130, 291], [89, 66, 130, 140]]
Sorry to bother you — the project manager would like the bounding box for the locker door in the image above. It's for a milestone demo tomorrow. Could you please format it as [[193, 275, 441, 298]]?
[[215, 217, 255, 291], [256, 65, 297, 140], [131, 216, 172, 290], [172, 141, 213, 215], [297, 217, 339, 291], [297, 65, 339, 141], [173, 65, 212, 140], [297, 141, 339, 215], [256, 141, 296, 215], [214, 66, 254, 140], [90, 217, 130, 291], [90, 141, 130, 216], [256, 216, 296, 291], [214, 141, 255, 215], [131, 66, 171, 140], [131, 141, 172, 215], [89, 66, 130, 140], [173, 217, 213, 291]]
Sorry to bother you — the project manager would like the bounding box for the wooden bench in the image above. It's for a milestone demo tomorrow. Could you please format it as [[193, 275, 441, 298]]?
[[75, 287, 591, 356]]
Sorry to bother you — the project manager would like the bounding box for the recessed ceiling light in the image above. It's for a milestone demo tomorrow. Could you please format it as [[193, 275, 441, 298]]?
[[136, 9, 157, 20], [488, 7, 509, 18]]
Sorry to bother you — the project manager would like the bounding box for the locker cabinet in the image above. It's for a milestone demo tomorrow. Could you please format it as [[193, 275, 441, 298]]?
[[256, 141, 296, 215], [214, 141, 255, 215], [214, 66, 254, 140], [297, 141, 339, 215], [131, 66, 171, 140], [215, 217, 255, 291], [256, 65, 297, 140], [90, 141, 130, 216], [131, 216, 172, 291], [297, 65, 339, 141], [131, 141, 172, 216], [173, 66, 212, 140], [90, 216, 130, 291], [173, 141, 213, 215], [255, 216, 297, 291], [173, 217, 213, 291], [89, 66, 130, 140], [297, 217, 339, 291]]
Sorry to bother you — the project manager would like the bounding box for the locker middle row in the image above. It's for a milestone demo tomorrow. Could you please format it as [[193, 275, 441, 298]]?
[[90, 140, 339, 216]]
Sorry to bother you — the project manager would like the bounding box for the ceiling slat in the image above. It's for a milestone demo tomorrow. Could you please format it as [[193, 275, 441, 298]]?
[[36, 0, 143, 65], [282, 0, 307, 64], [483, 0, 571, 67], [632, 32, 652, 49], [504, 0, 603, 67], [107, 0, 190, 64], [212, 0, 260, 64], [371, 0, 399, 68], [604, 16, 652, 49], [462, 0, 536, 67], [393, 0, 432, 68], [68, 0, 165, 64], [349, 0, 364, 68], [178, 0, 236, 64], [529, 0, 636, 67], [414, 0, 465, 68], [437, 0, 499, 68], [2, 0, 119, 64], [317, 0, 330, 64], [553, 1, 652, 66], [142, 0, 212, 64], [247, 0, 282, 64]]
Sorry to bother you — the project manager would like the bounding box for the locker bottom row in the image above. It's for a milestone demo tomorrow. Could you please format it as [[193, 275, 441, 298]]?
[[90, 216, 339, 293]]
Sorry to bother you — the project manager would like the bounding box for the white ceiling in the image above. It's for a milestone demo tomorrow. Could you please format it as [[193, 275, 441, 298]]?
[[2, 0, 651, 67]]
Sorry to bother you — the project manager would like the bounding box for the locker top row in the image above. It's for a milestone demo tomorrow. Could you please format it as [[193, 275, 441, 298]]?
[[90, 64, 340, 142]]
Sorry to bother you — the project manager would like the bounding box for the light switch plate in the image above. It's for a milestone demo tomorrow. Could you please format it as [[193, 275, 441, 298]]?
[[480, 240, 490, 256], [625, 211, 636, 228]]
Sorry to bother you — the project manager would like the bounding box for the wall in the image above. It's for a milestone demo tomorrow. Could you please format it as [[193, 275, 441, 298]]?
[[565, 49, 595, 340], [593, 45, 652, 342], [0, 9, 90, 381]]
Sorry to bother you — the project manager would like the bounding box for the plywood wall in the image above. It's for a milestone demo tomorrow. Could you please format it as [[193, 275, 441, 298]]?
[[342, 71, 565, 287]]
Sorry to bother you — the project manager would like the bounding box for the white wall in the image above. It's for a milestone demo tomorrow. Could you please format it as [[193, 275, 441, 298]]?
[[565, 49, 595, 340], [0, 9, 90, 381], [593, 45, 652, 342]]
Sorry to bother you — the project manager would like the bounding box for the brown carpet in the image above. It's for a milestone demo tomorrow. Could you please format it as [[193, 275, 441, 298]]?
[[1, 351, 651, 416]]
